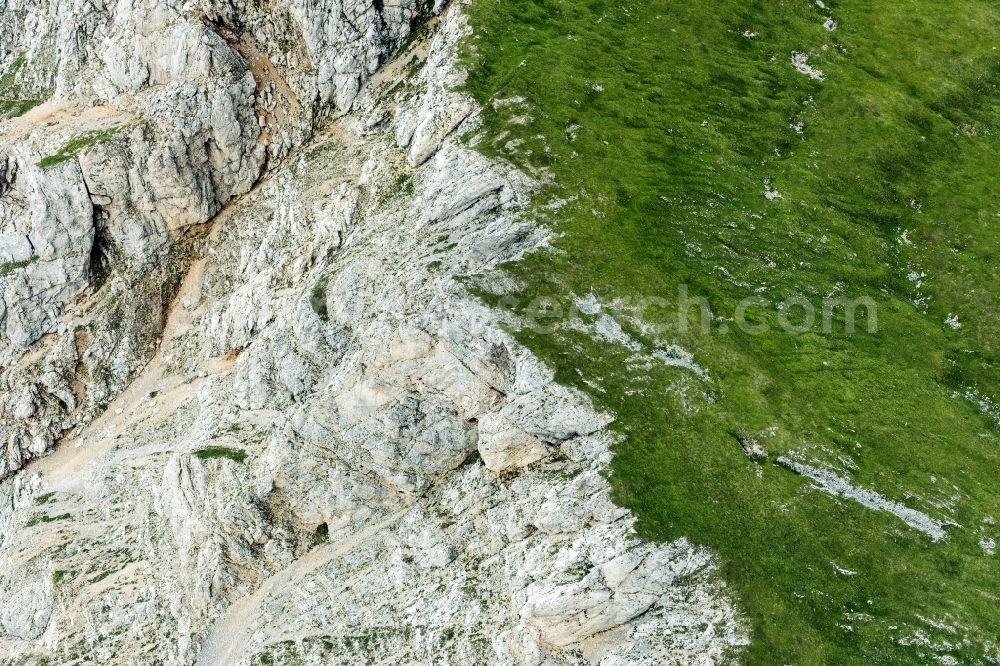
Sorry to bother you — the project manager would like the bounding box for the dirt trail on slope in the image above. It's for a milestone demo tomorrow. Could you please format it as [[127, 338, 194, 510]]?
[[24, 199, 245, 491], [196, 509, 408, 666], [26, 255, 213, 492], [0, 100, 128, 143]]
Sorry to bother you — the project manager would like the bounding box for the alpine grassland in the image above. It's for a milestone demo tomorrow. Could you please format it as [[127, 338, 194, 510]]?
[[463, 0, 1000, 662]]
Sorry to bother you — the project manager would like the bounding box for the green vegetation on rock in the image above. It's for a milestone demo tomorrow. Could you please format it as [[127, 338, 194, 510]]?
[[25, 512, 72, 528], [0, 257, 37, 277], [193, 446, 248, 463], [0, 98, 41, 118], [33, 492, 56, 506], [0, 53, 43, 119], [463, 0, 1000, 662], [310, 276, 330, 321], [38, 126, 125, 169]]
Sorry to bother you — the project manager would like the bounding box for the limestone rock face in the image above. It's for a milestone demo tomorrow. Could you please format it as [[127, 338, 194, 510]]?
[[0, 2, 748, 664], [0, 0, 437, 478]]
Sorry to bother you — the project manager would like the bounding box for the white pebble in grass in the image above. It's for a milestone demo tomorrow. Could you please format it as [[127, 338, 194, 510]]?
[[791, 51, 826, 80], [764, 178, 783, 201]]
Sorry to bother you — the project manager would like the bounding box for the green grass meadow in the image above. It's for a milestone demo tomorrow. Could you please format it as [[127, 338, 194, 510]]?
[[462, 0, 1000, 662]]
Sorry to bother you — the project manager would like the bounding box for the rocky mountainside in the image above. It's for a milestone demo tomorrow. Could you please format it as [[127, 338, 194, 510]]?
[[0, 2, 746, 663]]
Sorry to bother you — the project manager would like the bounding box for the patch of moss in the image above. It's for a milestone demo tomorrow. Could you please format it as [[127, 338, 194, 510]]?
[[310, 276, 329, 321], [0, 54, 26, 90], [25, 513, 71, 528], [313, 522, 329, 545], [36, 153, 74, 169], [38, 125, 125, 169], [0, 97, 41, 118], [34, 492, 56, 506], [0, 53, 46, 119], [393, 172, 415, 195], [0, 257, 37, 277], [90, 570, 114, 584], [193, 446, 248, 463]]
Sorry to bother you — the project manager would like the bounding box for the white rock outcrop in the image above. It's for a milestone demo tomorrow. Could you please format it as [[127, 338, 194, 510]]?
[[0, 0, 438, 478], [0, 2, 748, 664]]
